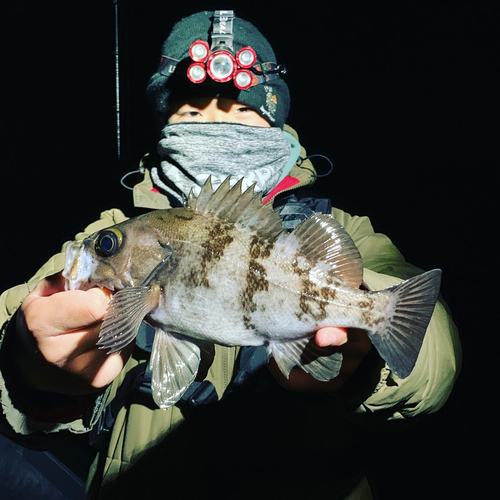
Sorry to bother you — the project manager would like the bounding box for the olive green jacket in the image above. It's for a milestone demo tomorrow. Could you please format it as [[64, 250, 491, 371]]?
[[0, 126, 461, 494]]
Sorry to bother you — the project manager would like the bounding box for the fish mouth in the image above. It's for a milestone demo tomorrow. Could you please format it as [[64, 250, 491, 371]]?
[[63, 240, 86, 290], [66, 280, 123, 292], [65, 279, 93, 291], [62, 240, 126, 292]]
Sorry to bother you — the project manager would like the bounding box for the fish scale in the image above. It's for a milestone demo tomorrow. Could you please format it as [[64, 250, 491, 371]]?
[[63, 176, 442, 410]]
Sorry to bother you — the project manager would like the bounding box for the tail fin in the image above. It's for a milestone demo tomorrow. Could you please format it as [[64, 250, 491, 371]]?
[[369, 269, 442, 378]]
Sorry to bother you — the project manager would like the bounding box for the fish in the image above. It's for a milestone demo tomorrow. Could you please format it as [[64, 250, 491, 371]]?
[[63, 177, 442, 410]]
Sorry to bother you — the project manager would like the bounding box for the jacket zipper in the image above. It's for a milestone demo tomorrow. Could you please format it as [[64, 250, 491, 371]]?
[[223, 347, 229, 390]]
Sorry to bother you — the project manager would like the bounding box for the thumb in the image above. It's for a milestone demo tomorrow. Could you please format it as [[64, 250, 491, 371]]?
[[23, 277, 112, 336], [315, 327, 348, 347]]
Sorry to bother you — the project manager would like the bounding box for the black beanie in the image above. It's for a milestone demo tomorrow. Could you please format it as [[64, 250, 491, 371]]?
[[146, 11, 290, 128]]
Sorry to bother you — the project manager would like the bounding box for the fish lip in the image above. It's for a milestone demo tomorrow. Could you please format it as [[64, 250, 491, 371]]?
[[66, 277, 125, 292], [66, 280, 95, 291], [62, 240, 92, 290], [65, 280, 124, 292], [100, 280, 125, 292]]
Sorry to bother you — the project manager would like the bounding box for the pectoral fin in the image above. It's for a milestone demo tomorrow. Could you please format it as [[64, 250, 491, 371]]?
[[150, 329, 202, 410], [269, 338, 343, 382], [97, 285, 160, 354]]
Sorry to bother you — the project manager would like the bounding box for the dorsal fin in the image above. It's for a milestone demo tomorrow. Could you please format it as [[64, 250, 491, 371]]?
[[191, 175, 214, 212], [277, 213, 364, 288], [185, 176, 284, 240], [213, 177, 245, 219], [203, 175, 232, 213]]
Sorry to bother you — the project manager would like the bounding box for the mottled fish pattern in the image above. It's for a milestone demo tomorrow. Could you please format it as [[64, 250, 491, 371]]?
[[63, 177, 441, 409]]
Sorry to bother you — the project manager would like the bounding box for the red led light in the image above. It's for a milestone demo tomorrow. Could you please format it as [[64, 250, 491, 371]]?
[[189, 40, 210, 62], [236, 47, 257, 68], [206, 51, 236, 83], [234, 69, 253, 90], [187, 62, 207, 83]]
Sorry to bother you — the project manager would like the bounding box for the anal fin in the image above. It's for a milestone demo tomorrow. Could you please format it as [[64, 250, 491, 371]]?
[[269, 338, 343, 382]]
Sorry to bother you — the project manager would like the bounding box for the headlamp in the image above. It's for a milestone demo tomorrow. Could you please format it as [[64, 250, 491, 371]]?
[[159, 10, 286, 91], [187, 10, 259, 90]]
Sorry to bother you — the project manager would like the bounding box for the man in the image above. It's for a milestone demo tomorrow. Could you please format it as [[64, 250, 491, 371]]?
[[0, 10, 461, 499]]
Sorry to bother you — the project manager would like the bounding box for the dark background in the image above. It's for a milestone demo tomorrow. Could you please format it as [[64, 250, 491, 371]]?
[[0, 1, 497, 498]]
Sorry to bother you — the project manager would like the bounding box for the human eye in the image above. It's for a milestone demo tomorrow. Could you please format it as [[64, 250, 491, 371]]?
[[235, 106, 256, 114], [179, 110, 202, 118], [168, 104, 204, 123], [233, 104, 270, 127]]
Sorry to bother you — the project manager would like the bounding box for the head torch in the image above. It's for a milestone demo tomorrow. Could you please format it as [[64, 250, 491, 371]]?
[[186, 11, 258, 89], [185, 10, 288, 91], [159, 10, 286, 91]]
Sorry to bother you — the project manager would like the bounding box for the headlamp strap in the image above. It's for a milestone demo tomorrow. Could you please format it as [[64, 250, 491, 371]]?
[[211, 10, 235, 51], [251, 62, 287, 84], [159, 55, 180, 77]]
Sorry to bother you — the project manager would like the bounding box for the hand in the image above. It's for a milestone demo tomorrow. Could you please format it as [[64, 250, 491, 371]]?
[[14, 273, 133, 396], [268, 327, 372, 393]]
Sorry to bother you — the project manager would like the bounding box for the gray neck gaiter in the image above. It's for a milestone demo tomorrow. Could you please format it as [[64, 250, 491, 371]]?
[[152, 122, 291, 202]]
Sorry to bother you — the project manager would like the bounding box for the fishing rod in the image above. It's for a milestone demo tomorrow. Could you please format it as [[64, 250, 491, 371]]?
[[113, 0, 129, 165], [114, 0, 148, 193], [114, 0, 121, 161]]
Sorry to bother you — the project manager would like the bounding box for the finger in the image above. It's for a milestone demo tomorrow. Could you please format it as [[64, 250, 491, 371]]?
[[65, 342, 135, 391], [40, 322, 103, 365], [23, 287, 112, 337], [315, 326, 348, 347], [28, 273, 67, 298]]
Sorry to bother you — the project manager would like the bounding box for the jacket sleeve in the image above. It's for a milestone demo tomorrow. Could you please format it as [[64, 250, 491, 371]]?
[[0, 209, 128, 440], [331, 207, 462, 419]]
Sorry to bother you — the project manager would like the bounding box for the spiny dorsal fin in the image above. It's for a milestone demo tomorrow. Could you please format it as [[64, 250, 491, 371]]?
[[277, 213, 364, 288], [192, 175, 214, 212], [185, 175, 284, 240]]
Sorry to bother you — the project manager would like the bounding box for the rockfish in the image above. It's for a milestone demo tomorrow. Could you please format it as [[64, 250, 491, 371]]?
[[63, 177, 441, 409]]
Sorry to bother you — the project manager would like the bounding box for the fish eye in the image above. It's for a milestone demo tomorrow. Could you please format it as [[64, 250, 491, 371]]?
[[95, 229, 123, 257]]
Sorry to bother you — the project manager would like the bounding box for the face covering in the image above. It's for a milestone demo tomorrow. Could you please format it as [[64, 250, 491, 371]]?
[[151, 122, 291, 203]]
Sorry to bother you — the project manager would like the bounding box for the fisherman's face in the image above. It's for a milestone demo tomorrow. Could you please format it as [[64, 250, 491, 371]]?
[[168, 97, 271, 127]]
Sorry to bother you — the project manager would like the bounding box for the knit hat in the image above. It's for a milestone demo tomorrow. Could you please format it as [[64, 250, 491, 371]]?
[[146, 11, 290, 128]]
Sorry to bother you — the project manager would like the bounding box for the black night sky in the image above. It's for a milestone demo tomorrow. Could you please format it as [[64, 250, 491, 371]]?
[[1, 1, 497, 497]]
